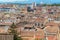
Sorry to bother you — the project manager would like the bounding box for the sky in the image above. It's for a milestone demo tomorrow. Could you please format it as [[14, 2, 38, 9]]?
[[0, 0, 60, 4]]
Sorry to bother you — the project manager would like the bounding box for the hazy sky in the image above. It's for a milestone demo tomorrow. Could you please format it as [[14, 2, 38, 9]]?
[[0, 0, 29, 2], [0, 0, 60, 4]]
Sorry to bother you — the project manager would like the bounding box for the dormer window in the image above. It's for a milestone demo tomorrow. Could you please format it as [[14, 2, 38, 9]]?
[[35, 23, 37, 26], [35, 23, 40, 26]]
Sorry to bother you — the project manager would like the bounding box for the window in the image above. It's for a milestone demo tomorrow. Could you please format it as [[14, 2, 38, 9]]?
[[41, 24, 43, 26], [35, 23, 40, 26]]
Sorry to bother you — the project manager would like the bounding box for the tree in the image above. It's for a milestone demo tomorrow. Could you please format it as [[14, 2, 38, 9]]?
[[35, 38, 38, 40], [8, 23, 22, 40], [40, 38, 43, 40], [40, 38, 47, 40]]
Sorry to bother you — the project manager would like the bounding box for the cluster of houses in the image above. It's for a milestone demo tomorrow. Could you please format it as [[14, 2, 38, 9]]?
[[0, 3, 60, 40]]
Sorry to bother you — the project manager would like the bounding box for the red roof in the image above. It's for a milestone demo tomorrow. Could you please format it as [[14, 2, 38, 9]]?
[[35, 35, 44, 38], [47, 36, 57, 40]]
